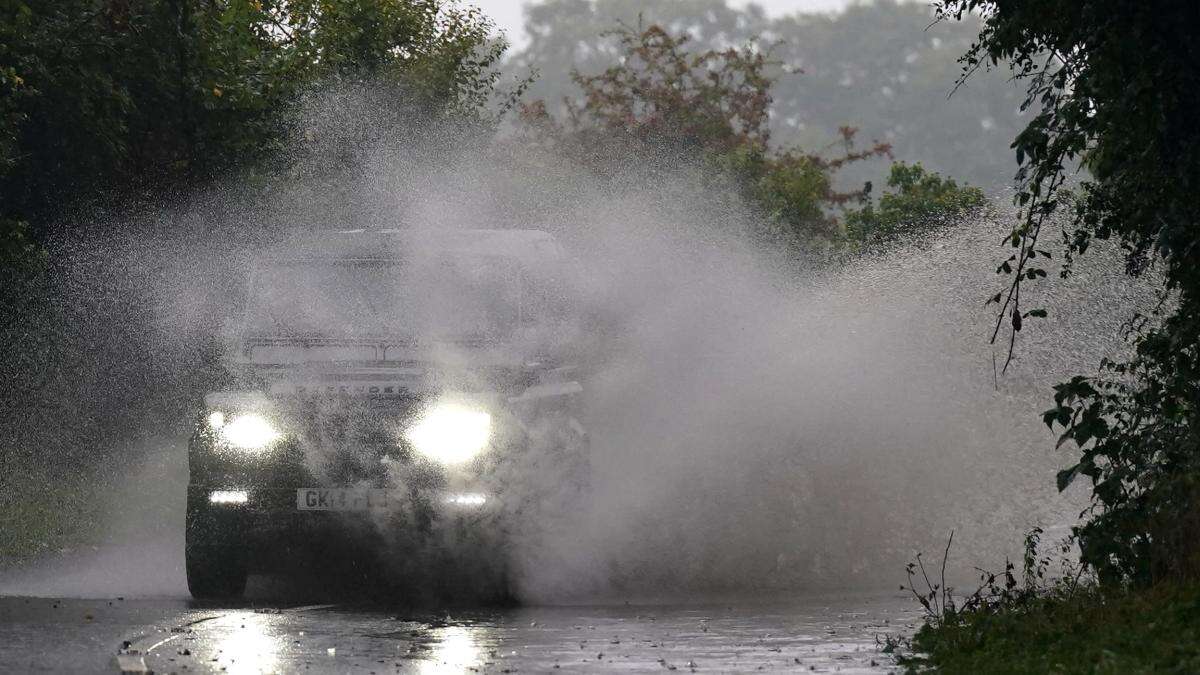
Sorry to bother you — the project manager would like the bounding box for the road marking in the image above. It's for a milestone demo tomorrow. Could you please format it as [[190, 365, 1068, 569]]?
[[116, 603, 345, 671], [143, 631, 186, 656], [117, 614, 221, 672], [285, 603, 341, 613]]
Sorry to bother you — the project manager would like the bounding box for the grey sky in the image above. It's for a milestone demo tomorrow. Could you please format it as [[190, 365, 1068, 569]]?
[[470, 0, 862, 48]]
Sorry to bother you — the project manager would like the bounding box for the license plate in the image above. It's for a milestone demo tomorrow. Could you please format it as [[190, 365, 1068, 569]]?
[[296, 488, 395, 511]]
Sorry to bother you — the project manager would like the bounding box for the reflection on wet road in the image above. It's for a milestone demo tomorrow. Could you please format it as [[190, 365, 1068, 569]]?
[[0, 593, 920, 673]]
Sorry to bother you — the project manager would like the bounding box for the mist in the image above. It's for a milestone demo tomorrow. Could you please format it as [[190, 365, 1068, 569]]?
[[498, 192, 1143, 600], [0, 86, 1150, 602]]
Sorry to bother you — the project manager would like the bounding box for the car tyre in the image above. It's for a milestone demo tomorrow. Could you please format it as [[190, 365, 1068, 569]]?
[[185, 492, 249, 599], [185, 542, 248, 599]]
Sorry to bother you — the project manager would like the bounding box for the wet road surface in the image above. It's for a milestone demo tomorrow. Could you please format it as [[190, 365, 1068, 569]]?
[[0, 593, 920, 673]]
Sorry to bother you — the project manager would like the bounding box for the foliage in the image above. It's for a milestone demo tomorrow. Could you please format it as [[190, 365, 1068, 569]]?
[[0, 467, 105, 563], [901, 577, 1200, 673], [893, 530, 1199, 673], [898, 529, 1077, 629], [506, 0, 1025, 189], [845, 162, 985, 244], [0, 217, 43, 278], [568, 24, 773, 153], [936, 0, 1200, 586], [0, 0, 508, 232], [284, 0, 509, 116], [518, 23, 891, 246]]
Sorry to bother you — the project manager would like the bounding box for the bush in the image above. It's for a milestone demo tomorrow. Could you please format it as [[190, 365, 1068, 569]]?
[[903, 583, 1200, 674], [935, 0, 1200, 586], [845, 161, 985, 245], [896, 530, 1200, 673]]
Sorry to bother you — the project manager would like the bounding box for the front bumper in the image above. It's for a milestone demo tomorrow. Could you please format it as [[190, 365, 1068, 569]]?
[[186, 484, 503, 573]]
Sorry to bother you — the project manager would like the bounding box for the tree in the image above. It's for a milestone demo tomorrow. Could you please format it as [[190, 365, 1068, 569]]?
[[845, 162, 984, 245], [938, 0, 1200, 584], [0, 0, 507, 234], [505, 0, 1025, 189], [518, 23, 891, 247]]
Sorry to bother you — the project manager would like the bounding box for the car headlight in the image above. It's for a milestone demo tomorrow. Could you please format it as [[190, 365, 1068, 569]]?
[[404, 402, 492, 465], [210, 412, 280, 450]]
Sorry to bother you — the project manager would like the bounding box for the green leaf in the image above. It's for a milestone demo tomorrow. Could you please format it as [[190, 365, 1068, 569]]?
[[1056, 466, 1080, 491]]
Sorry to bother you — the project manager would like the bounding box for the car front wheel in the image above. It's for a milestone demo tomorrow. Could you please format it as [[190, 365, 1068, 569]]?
[[185, 542, 248, 599], [185, 491, 248, 599]]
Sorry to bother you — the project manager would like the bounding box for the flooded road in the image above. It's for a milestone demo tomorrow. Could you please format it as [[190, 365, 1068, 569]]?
[[0, 593, 919, 673]]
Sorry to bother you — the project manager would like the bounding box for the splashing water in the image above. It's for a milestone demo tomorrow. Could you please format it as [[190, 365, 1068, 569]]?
[[0, 86, 1153, 601]]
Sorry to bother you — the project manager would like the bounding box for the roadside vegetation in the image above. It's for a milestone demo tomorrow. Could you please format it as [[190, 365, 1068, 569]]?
[[904, 580, 1200, 673], [845, 161, 984, 246], [889, 0, 1200, 670], [894, 530, 1200, 673]]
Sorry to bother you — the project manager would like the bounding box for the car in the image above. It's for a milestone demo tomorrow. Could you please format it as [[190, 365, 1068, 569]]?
[[185, 229, 590, 601]]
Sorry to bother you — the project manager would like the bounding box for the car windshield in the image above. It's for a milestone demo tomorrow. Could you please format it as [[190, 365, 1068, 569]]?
[[244, 255, 523, 339]]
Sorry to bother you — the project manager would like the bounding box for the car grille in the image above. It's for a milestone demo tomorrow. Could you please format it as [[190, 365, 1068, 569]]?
[[277, 396, 425, 485]]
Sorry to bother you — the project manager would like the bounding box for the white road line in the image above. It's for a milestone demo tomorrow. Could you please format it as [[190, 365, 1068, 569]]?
[[143, 632, 183, 655], [284, 603, 342, 613], [117, 614, 221, 672], [116, 603, 344, 671]]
